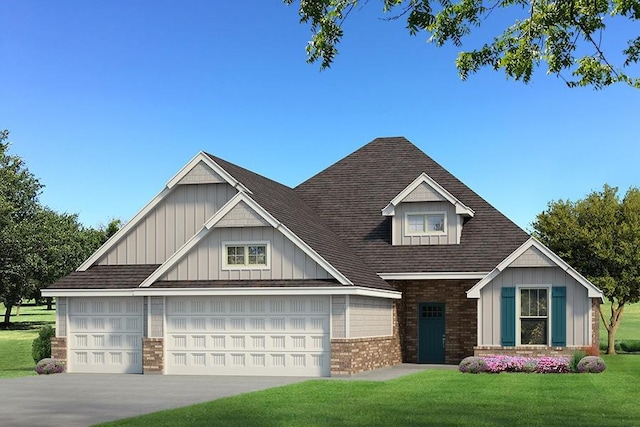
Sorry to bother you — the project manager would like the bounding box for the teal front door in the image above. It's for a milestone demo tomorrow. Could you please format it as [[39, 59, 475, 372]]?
[[418, 302, 446, 363]]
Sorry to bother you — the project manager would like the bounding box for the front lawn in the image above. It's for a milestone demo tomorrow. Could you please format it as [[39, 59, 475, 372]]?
[[99, 355, 640, 427], [0, 303, 55, 378]]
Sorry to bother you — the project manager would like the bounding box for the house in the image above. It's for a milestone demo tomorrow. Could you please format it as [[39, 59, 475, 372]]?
[[42, 137, 604, 376]]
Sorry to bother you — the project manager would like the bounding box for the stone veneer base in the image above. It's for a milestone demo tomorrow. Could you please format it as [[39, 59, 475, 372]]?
[[50, 337, 67, 362], [330, 335, 401, 376]]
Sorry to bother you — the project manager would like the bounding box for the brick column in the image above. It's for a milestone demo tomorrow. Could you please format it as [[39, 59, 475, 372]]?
[[50, 337, 67, 361], [142, 338, 164, 374], [592, 298, 601, 347]]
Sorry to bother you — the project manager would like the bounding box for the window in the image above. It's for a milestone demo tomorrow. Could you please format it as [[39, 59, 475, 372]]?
[[520, 288, 548, 345], [223, 242, 269, 268], [405, 212, 446, 235]]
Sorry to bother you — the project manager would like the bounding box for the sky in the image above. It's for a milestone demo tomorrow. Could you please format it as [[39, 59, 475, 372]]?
[[1, 1, 639, 232]]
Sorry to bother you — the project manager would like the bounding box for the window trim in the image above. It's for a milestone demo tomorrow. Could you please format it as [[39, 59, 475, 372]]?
[[404, 211, 447, 236], [516, 284, 552, 346], [221, 241, 271, 270]]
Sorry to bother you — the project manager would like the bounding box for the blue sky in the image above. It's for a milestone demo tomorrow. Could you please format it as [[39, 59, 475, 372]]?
[[2, 1, 638, 232]]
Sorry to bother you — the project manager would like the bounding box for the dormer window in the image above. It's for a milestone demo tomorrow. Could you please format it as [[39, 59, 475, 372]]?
[[406, 212, 446, 235]]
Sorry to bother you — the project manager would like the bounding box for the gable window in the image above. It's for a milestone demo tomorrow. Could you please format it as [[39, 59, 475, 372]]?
[[405, 212, 446, 235], [520, 288, 548, 345], [223, 242, 269, 269]]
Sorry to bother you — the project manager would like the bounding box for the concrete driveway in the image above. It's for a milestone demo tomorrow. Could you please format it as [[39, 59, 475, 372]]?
[[0, 374, 310, 427]]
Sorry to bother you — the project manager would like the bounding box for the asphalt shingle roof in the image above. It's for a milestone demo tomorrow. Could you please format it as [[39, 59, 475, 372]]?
[[295, 137, 529, 273], [47, 265, 161, 289]]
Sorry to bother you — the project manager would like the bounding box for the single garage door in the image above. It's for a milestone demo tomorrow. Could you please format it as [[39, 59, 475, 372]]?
[[166, 296, 330, 376], [68, 297, 143, 373]]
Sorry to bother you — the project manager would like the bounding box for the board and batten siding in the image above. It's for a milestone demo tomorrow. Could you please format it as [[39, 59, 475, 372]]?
[[393, 201, 459, 245], [479, 267, 590, 346], [98, 183, 237, 265], [160, 226, 332, 281]]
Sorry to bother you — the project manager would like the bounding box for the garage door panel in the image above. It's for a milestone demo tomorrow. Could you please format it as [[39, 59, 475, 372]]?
[[68, 297, 143, 374], [166, 296, 330, 376]]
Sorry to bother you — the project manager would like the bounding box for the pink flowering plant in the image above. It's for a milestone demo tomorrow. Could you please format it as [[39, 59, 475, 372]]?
[[459, 355, 571, 374], [35, 358, 66, 375]]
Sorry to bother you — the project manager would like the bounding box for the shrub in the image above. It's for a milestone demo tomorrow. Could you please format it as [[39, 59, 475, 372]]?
[[582, 344, 600, 356], [570, 350, 587, 372], [459, 357, 488, 373], [35, 358, 65, 375], [32, 325, 55, 363], [619, 340, 640, 353], [577, 356, 606, 373]]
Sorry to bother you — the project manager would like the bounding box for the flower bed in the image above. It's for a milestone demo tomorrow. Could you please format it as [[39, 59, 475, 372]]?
[[460, 355, 572, 374]]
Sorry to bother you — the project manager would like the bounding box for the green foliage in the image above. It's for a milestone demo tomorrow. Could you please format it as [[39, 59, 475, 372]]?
[[570, 350, 587, 372], [0, 131, 115, 323], [618, 340, 640, 352], [31, 324, 55, 363], [284, 0, 640, 89], [533, 184, 640, 354]]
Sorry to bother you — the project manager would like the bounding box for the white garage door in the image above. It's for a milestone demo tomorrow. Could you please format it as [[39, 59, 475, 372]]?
[[68, 297, 143, 374], [165, 296, 330, 376]]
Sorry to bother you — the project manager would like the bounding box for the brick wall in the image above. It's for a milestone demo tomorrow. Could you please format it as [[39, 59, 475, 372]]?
[[50, 337, 67, 361], [474, 346, 578, 357], [592, 298, 601, 346], [391, 280, 477, 364], [142, 338, 164, 374], [330, 301, 401, 375]]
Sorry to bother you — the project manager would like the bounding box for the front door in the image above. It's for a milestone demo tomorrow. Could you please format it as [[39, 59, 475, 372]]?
[[418, 302, 446, 363]]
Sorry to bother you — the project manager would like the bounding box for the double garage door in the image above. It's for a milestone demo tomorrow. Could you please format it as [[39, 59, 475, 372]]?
[[165, 296, 330, 376], [67, 296, 330, 376]]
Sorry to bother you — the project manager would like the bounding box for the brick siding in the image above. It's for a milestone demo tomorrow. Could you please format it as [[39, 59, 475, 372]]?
[[391, 280, 477, 364], [142, 338, 164, 374], [50, 337, 67, 361], [592, 298, 601, 347]]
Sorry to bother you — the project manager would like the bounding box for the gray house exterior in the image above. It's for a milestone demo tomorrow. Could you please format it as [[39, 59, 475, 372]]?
[[43, 137, 603, 376]]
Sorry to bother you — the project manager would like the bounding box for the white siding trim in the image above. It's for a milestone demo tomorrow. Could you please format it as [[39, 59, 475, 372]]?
[[381, 172, 474, 217], [42, 286, 402, 299], [166, 152, 251, 193], [476, 298, 482, 347], [345, 295, 350, 339], [467, 237, 604, 300], [378, 272, 489, 280]]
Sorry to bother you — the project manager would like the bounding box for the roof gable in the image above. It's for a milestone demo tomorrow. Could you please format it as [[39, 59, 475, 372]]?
[[139, 192, 352, 287], [295, 137, 530, 273], [382, 172, 475, 217], [78, 152, 248, 271], [466, 237, 604, 299]]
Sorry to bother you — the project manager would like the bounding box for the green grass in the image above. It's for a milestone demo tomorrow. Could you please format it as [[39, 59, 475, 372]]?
[[0, 303, 55, 378], [98, 355, 640, 427]]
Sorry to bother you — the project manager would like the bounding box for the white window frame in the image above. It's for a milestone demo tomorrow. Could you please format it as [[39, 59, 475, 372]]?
[[516, 284, 552, 346], [404, 212, 447, 236], [222, 241, 271, 270]]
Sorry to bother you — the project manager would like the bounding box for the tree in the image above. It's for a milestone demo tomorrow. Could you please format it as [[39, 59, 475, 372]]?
[[0, 131, 113, 323], [284, 0, 640, 89], [533, 184, 640, 354], [0, 130, 43, 324]]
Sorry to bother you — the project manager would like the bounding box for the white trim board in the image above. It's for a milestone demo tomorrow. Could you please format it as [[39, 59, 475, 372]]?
[[42, 286, 402, 299], [466, 237, 604, 300], [382, 172, 474, 217], [379, 272, 489, 280]]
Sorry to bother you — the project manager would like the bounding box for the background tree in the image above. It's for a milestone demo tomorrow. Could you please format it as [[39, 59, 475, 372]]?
[[533, 185, 640, 354], [285, 0, 640, 89], [0, 131, 116, 323], [0, 130, 43, 324]]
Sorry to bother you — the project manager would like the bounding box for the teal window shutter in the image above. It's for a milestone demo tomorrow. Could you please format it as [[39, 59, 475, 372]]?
[[552, 287, 567, 346], [501, 287, 516, 346]]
